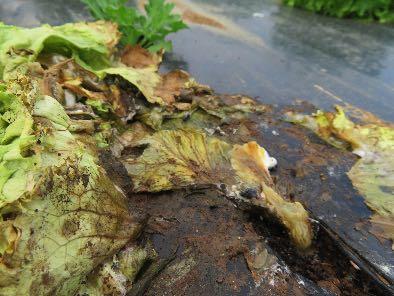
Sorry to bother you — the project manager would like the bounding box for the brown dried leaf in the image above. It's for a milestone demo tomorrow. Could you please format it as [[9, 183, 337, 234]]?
[[43, 59, 107, 103], [154, 70, 190, 105], [121, 45, 162, 70]]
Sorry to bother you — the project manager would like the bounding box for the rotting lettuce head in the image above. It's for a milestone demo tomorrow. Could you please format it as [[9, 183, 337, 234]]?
[[124, 129, 312, 248], [0, 76, 141, 295], [1, 22, 266, 110], [0, 22, 187, 107], [0, 20, 317, 293]]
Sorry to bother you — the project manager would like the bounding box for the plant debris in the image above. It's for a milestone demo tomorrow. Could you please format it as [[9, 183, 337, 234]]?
[[286, 106, 394, 249], [0, 20, 315, 295], [0, 17, 392, 296]]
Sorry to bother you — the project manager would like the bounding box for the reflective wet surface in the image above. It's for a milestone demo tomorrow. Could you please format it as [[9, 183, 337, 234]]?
[[1, 0, 393, 121]]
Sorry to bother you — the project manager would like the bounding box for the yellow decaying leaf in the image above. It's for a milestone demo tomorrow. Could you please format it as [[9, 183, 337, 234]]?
[[124, 129, 234, 192], [98, 66, 163, 104], [286, 106, 394, 218], [348, 150, 394, 217], [230, 142, 274, 188], [260, 186, 311, 249], [125, 130, 312, 248], [231, 142, 311, 249], [0, 223, 21, 258]]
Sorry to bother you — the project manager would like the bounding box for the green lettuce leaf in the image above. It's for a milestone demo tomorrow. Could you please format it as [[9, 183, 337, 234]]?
[[0, 21, 119, 80], [0, 82, 37, 207], [0, 22, 166, 105], [82, 0, 188, 52]]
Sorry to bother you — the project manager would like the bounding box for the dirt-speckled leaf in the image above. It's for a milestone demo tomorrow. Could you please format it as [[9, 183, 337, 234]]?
[[124, 129, 234, 192], [0, 75, 141, 295], [0, 156, 140, 296], [124, 129, 312, 248]]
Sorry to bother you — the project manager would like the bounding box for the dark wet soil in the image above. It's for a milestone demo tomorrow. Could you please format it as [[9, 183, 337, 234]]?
[[252, 214, 385, 296], [125, 187, 385, 295], [128, 188, 322, 295]]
